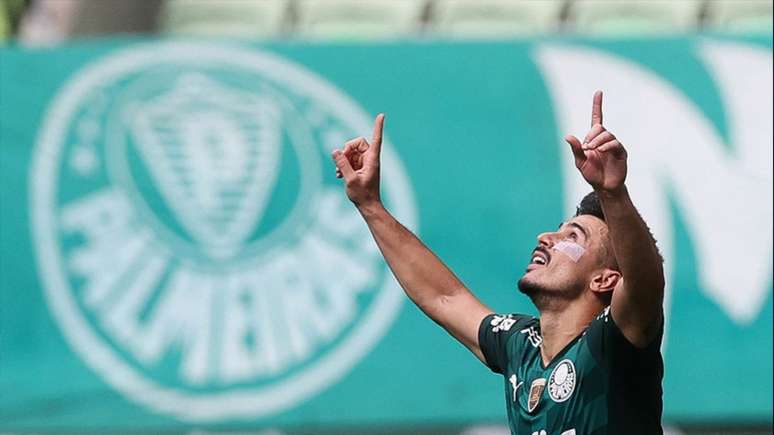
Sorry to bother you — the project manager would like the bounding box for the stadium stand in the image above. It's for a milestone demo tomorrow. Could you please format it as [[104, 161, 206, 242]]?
[[159, 0, 290, 37], [568, 0, 704, 34], [16, 0, 158, 44], [0, 0, 26, 40], [704, 0, 773, 32], [11, 0, 774, 42], [17, 0, 78, 45], [295, 0, 426, 39], [0, 2, 8, 40], [429, 0, 566, 37]]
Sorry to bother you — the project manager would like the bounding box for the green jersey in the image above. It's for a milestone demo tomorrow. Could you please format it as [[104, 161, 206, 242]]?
[[478, 307, 663, 435]]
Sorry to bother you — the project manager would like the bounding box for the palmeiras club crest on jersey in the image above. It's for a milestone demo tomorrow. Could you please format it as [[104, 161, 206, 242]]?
[[548, 359, 577, 403], [30, 42, 417, 422]]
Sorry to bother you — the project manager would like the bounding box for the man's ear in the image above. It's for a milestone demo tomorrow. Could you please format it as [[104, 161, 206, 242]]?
[[590, 268, 622, 296]]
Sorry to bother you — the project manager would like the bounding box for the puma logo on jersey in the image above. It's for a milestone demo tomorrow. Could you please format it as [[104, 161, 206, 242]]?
[[508, 374, 523, 402]]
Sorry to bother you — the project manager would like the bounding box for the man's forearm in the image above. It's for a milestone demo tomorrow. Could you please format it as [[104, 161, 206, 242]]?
[[597, 187, 665, 302], [331, 116, 491, 362], [355, 202, 491, 361], [357, 202, 470, 313]]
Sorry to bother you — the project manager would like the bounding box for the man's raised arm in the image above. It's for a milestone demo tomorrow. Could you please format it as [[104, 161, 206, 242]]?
[[565, 91, 665, 348], [331, 114, 493, 363]]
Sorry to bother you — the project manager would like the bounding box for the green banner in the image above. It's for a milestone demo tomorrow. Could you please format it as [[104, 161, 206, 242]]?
[[0, 35, 771, 431]]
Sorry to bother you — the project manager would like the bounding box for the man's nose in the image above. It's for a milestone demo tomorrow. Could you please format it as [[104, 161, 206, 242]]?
[[537, 232, 557, 247]]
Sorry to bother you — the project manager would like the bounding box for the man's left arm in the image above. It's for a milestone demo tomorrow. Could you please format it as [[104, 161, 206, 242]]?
[[596, 188, 664, 347], [565, 91, 665, 348]]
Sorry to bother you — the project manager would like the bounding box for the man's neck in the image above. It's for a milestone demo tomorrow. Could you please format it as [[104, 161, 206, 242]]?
[[538, 299, 602, 367]]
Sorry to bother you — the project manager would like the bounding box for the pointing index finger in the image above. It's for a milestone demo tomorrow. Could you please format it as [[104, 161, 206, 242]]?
[[372, 113, 384, 146], [591, 90, 603, 127], [369, 113, 385, 160]]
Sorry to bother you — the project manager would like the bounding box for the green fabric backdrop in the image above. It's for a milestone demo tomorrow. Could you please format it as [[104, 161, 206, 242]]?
[[0, 35, 771, 431]]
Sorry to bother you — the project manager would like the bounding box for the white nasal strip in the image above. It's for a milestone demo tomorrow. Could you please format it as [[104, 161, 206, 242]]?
[[553, 240, 585, 262]]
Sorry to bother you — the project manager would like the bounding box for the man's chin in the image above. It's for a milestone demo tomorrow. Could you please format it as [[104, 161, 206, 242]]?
[[517, 275, 540, 295]]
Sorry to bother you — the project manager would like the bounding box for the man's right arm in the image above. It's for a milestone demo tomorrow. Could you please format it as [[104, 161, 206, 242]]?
[[331, 114, 492, 363], [358, 201, 493, 363]]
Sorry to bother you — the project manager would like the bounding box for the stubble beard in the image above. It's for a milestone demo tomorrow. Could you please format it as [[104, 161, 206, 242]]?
[[518, 273, 583, 311], [518, 275, 552, 310], [517, 274, 538, 295]]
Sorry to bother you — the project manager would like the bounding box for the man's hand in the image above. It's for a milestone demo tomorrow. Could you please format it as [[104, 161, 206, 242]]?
[[331, 114, 384, 208], [564, 91, 627, 194]]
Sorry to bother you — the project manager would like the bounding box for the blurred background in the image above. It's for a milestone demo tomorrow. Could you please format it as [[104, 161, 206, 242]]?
[[1, 0, 773, 42], [0, 0, 772, 434]]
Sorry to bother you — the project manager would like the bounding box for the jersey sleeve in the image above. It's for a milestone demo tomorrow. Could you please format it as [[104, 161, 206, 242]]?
[[478, 313, 532, 374], [585, 306, 664, 373]]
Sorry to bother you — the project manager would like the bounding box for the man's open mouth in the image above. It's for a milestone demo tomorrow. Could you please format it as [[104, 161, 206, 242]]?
[[530, 247, 551, 266]]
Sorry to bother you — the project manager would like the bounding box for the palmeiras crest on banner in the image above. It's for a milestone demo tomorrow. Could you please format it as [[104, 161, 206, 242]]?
[[30, 42, 417, 422]]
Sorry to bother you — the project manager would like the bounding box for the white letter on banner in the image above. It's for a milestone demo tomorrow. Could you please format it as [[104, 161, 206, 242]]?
[[534, 41, 772, 326], [136, 266, 215, 384], [61, 189, 144, 309]]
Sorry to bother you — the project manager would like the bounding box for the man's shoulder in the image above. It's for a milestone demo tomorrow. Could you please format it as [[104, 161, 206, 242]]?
[[481, 313, 538, 344], [583, 305, 664, 370], [485, 313, 537, 333], [478, 313, 539, 374], [483, 313, 541, 348]]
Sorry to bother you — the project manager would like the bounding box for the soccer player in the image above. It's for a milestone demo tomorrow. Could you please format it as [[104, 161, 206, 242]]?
[[331, 91, 664, 435]]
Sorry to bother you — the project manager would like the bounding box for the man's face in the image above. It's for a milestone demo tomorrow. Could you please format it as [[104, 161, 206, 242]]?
[[517, 214, 611, 303]]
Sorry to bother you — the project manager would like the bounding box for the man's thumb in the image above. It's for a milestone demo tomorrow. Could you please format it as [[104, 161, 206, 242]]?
[[565, 134, 586, 166]]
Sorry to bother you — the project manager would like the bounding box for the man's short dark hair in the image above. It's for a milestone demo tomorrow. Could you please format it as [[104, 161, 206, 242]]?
[[575, 191, 605, 222], [574, 190, 665, 267]]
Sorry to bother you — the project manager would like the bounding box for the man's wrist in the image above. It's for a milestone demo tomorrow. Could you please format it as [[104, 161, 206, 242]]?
[[356, 201, 387, 219], [594, 185, 628, 201]]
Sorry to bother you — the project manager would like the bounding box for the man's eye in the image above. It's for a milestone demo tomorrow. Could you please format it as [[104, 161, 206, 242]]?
[[569, 232, 578, 240]]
